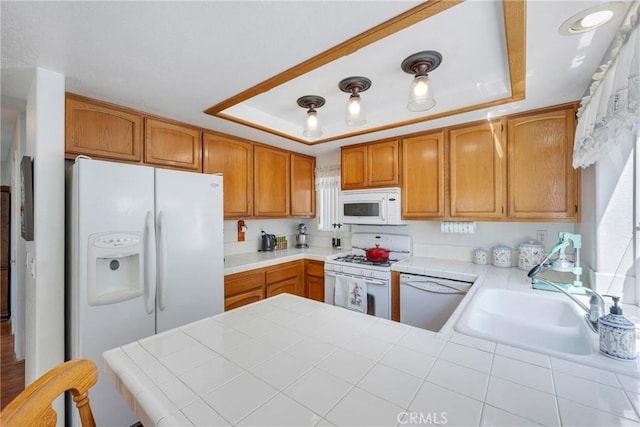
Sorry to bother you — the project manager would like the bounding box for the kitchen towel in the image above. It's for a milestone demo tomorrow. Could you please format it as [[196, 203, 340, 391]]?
[[334, 276, 349, 309], [347, 277, 367, 314]]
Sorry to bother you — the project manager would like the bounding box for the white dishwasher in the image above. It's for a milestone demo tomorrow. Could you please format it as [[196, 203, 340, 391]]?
[[400, 273, 473, 332]]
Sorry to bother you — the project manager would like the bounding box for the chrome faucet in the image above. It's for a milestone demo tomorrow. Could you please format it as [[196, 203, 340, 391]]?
[[527, 233, 605, 332], [529, 277, 605, 333]]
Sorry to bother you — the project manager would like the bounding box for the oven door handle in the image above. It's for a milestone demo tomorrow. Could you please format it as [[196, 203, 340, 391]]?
[[401, 280, 467, 295], [325, 271, 388, 286]]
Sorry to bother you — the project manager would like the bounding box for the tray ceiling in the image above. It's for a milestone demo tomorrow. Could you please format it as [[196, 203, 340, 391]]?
[[205, 0, 525, 145]]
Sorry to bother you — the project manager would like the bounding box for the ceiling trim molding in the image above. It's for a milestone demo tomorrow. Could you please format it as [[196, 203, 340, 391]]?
[[205, 0, 526, 145]]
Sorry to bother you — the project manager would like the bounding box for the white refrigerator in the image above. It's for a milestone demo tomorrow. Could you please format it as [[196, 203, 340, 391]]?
[[66, 158, 224, 426]]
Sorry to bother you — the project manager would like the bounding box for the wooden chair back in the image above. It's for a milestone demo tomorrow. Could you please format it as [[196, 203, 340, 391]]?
[[0, 358, 98, 427]]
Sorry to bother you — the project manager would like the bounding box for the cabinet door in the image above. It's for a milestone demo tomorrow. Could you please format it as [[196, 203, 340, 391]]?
[[266, 277, 298, 298], [401, 132, 445, 218], [65, 95, 142, 162], [290, 153, 316, 217], [341, 145, 368, 190], [368, 139, 400, 187], [306, 276, 325, 302], [144, 118, 202, 171], [203, 133, 254, 218], [507, 107, 579, 221], [449, 119, 506, 219], [254, 146, 290, 217], [305, 260, 325, 302]]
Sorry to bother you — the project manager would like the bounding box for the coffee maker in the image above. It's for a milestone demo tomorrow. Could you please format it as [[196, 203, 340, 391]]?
[[295, 223, 309, 248]]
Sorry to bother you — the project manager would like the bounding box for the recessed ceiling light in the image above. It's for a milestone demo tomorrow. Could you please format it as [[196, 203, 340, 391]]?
[[559, 2, 626, 35]]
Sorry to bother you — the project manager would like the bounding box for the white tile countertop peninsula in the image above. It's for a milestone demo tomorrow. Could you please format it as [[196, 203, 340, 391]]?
[[104, 260, 640, 427], [224, 246, 344, 275]]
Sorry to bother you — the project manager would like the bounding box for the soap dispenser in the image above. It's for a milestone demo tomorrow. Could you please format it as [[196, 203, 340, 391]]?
[[599, 295, 637, 361]]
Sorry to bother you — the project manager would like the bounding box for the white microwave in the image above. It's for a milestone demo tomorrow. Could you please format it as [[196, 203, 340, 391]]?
[[340, 187, 405, 225]]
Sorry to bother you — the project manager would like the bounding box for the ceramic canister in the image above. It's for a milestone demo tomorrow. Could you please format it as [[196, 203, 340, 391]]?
[[492, 244, 512, 268], [473, 248, 489, 265], [518, 240, 545, 270]]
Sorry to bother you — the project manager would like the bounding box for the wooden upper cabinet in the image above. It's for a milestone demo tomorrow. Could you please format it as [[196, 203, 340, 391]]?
[[449, 119, 506, 219], [254, 145, 290, 217], [341, 145, 367, 189], [507, 106, 579, 221], [203, 133, 254, 218], [368, 139, 400, 187], [65, 94, 142, 162], [290, 153, 316, 217], [341, 140, 399, 190], [144, 118, 202, 171], [401, 131, 445, 219]]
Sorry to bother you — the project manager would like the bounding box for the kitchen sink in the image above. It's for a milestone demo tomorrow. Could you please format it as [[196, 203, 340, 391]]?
[[455, 288, 596, 356]]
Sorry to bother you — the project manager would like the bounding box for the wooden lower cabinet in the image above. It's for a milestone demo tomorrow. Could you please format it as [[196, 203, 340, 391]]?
[[224, 270, 265, 311], [266, 277, 298, 298], [225, 288, 263, 311], [391, 271, 400, 322], [224, 260, 304, 311], [305, 260, 325, 302], [265, 261, 304, 297]]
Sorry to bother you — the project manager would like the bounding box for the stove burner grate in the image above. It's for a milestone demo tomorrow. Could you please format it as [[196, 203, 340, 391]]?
[[332, 254, 398, 267]]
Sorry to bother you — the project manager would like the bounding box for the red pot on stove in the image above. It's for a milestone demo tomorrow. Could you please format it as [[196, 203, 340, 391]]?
[[364, 244, 391, 262]]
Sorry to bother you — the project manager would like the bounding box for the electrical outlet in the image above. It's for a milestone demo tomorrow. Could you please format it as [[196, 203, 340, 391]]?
[[536, 230, 548, 245]]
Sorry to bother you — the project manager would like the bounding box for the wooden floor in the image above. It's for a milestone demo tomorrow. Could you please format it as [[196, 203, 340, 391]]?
[[1, 320, 25, 410]]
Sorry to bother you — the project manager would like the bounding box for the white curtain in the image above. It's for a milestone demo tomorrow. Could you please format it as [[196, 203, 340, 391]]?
[[573, 4, 640, 168], [315, 165, 341, 231]]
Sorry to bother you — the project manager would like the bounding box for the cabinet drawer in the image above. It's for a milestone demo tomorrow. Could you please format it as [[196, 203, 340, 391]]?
[[225, 271, 265, 297], [266, 262, 300, 285], [225, 288, 263, 311], [266, 277, 298, 298], [306, 261, 324, 278]]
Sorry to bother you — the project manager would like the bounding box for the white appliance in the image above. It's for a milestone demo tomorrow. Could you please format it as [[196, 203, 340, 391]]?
[[66, 158, 224, 427], [400, 273, 473, 332], [324, 233, 411, 319], [340, 187, 405, 225]]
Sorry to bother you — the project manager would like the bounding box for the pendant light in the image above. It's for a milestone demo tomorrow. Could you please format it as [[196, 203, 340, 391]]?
[[297, 95, 325, 138], [338, 76, 372, 126], [401, 50, 442, 112]]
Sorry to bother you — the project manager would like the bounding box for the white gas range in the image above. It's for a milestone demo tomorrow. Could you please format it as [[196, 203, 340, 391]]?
[[324, 232, 412, 319]]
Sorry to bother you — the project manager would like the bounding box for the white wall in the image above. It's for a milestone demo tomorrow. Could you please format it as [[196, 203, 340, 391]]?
[[353, 222, 575, 265], [224, 218, 316, 255], [24, 67, 65, 405], [578, 133, 635, 302]]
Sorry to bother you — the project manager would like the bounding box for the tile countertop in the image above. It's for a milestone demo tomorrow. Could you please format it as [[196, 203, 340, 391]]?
[[224, 246, 344, 275], [103, 275, 640, 426]]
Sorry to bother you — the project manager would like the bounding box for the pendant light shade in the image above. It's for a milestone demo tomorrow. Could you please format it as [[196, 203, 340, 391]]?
[[297, 95, 325, 138], [401, 50, 442, 112], [339, 76, 371, 126], [407, 74, 435, 112]]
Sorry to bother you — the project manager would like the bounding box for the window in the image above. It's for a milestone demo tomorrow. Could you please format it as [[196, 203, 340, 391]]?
[[315, 166, 340, 231]]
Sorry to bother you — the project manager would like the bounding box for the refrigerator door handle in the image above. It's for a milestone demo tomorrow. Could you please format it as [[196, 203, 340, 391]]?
[[144, 211, 156, 314], [157, 211, 168, 311]]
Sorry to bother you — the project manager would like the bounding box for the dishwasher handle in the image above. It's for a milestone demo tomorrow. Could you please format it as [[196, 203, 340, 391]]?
[[401, 279, 467, 295]]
